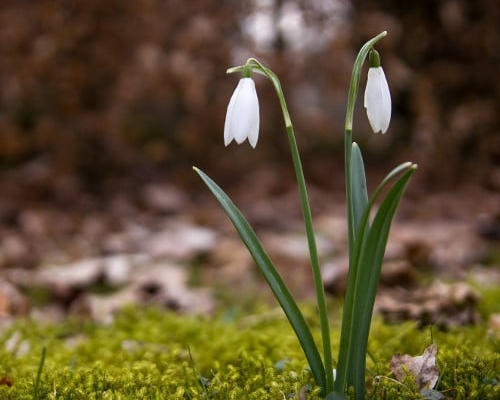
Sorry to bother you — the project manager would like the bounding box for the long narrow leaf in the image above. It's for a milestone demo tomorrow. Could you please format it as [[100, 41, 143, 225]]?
[[334, 142, 369, 393], [347, 166, 416, 399], [350, 143, 369, 233], [193, 167, 326, 391], [335, 162, 416, 395], [370, 161, 413, 202]]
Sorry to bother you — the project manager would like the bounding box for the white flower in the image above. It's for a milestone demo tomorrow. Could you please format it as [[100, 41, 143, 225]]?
[[224, 77, 260, 148], [364, 66, 391, 134]]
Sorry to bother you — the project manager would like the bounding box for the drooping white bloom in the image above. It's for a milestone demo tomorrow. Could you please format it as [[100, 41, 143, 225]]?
[[363, 66, 391, 134], [224, 77, 260, 148]]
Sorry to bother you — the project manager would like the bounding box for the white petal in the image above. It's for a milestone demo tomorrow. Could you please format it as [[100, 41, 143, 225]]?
[[223, 78, 260, 147], [224, 81, 240, 146], [244, 84, 259, 148], [364, 67, 391, 134]]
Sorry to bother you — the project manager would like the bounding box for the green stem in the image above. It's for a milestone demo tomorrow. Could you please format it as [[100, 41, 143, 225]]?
[[246, 58, 334, 394], [287, 123, 334, 394], [335, 31, 388, 396], [334, 129, 353, 394], [344, 30, 386, 272]]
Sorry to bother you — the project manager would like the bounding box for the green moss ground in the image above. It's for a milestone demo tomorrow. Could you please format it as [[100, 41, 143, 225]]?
[[0, 288, 499, 399]]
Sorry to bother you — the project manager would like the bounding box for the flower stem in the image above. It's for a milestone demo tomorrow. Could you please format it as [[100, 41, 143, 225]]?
[[247, 58, 334, 395], [336, 31, 388, 396], [287, 124, 334, 394], [344, 31, 387, 133]]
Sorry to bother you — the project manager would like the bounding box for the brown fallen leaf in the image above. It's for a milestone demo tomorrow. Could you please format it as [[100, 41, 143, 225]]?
[[390, 344, 439, 392], [0, 374, 13, 387], [376, 281, 480, 329]]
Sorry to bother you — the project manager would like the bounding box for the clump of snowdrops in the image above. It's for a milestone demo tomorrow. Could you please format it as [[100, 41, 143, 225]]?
[[194, 31, 417, 399]]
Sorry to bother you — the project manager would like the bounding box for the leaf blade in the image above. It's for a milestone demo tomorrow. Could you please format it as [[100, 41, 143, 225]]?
[[193, 167, 326, 391], [347, 166, 416, 398]]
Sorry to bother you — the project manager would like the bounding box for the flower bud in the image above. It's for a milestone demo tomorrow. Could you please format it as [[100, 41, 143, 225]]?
[[363, 64, 391, 134], [224, 77, 260, 148]]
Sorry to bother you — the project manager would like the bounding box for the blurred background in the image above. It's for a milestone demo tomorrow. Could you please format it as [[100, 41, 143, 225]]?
[[0, 0, 498, 196], [0, 0, 498, 318]]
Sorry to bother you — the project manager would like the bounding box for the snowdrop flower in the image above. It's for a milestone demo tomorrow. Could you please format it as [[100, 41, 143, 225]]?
[[363, 50, 391, 134], [224, 77, 260, 148]]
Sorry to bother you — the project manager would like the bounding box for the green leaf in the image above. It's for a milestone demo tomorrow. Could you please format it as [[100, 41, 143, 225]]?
[[335, 163, 416, 398], [33, 346, 46, 400], [335, 142, 369, 395], [347, 166, 416, 399], [193, 167, 326, 392], [350, 142, 369, 235]]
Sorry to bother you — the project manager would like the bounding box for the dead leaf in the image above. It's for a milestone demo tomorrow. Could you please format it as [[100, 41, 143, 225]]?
[[390, 344, 439, 392], [0, 375, 13, 387], [376, 281, 480, 329]]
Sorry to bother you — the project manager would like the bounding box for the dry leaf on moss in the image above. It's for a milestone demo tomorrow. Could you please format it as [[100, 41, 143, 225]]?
[[390, 344, 439, 392]]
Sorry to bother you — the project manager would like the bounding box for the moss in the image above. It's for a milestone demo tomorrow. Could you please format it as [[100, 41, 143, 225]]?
[[0, 302, 499, 399], [367, 317, 500, 399], [0, 308, 319, 399], [475, 285, 500, 318]]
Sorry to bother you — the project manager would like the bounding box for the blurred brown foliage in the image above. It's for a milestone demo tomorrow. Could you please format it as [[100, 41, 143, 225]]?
[[0, 0, 240, 192], [351, 0, 500, 189], [0, 0, 498, 196]]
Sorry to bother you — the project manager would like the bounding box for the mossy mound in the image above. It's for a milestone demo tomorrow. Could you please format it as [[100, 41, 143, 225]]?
[[0, 300, 499, 399], [0, 307, 320, 399]]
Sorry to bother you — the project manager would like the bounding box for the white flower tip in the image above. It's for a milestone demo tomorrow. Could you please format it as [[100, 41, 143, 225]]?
[[364, 67, 391, 134]]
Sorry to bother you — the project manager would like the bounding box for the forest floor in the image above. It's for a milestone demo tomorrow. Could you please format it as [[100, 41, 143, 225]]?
[[0, 165, 499, 398], [0, 165, 498, 327]]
